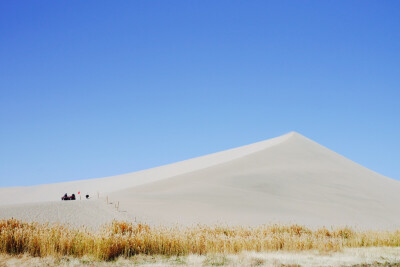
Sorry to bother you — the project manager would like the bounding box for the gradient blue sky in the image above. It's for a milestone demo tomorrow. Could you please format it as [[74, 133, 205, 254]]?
[[1, 1, 399, 187]]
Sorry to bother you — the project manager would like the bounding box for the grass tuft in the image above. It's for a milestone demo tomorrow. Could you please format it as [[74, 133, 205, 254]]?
[[1, 219, 400, 260]]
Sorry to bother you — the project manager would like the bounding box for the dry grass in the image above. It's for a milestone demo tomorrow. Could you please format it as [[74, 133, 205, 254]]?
[[1, 219, 400, 261]]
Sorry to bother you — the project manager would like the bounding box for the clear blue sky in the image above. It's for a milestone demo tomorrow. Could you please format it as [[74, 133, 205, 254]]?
[[1, 1, 399, 187]]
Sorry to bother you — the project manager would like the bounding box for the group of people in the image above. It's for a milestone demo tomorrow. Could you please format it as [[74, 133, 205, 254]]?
[[61, 193, 90, 201], [61, 193, 76, 200]]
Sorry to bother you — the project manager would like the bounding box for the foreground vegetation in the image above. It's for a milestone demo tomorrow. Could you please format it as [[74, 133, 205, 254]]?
[[1, 219, 400, 261]]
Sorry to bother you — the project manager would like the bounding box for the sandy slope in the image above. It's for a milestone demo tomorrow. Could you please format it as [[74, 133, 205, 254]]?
[[1, 132, 400, 229], [0, 199, 130, 229], [110, 132, 400, 228], [0, 132, 291, 206]]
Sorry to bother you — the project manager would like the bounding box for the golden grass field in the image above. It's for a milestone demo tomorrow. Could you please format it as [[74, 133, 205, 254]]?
[[1, 219, 400, 263]]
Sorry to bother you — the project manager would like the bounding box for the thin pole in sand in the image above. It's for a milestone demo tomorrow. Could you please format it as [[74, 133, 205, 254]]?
[[106, 196, 109, 205]]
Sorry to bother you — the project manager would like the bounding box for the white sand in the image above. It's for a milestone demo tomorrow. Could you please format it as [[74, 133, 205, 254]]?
[[0, 199, 130, 230], [1, 132, 400, 229], [2, 247, 400, 266]]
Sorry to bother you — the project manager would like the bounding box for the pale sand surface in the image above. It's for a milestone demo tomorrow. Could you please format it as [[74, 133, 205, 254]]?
[[1, 132, 400, 229], [0, 199, 130, 230], [1, 247, 400, 266]]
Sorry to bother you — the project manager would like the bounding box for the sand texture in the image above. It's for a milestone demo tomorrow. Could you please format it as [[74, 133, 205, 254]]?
[[1, 132, 400, 229], [0, 199, 130, 229], [2, 247, 400, 266]]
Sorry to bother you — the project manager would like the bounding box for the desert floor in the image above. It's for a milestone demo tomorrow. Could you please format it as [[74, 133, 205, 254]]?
[[1, 247, 400, 267]]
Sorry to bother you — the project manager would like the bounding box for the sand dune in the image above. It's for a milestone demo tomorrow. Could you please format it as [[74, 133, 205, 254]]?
[[1, 132, 400, 229], [0, 132, 291, 205]]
